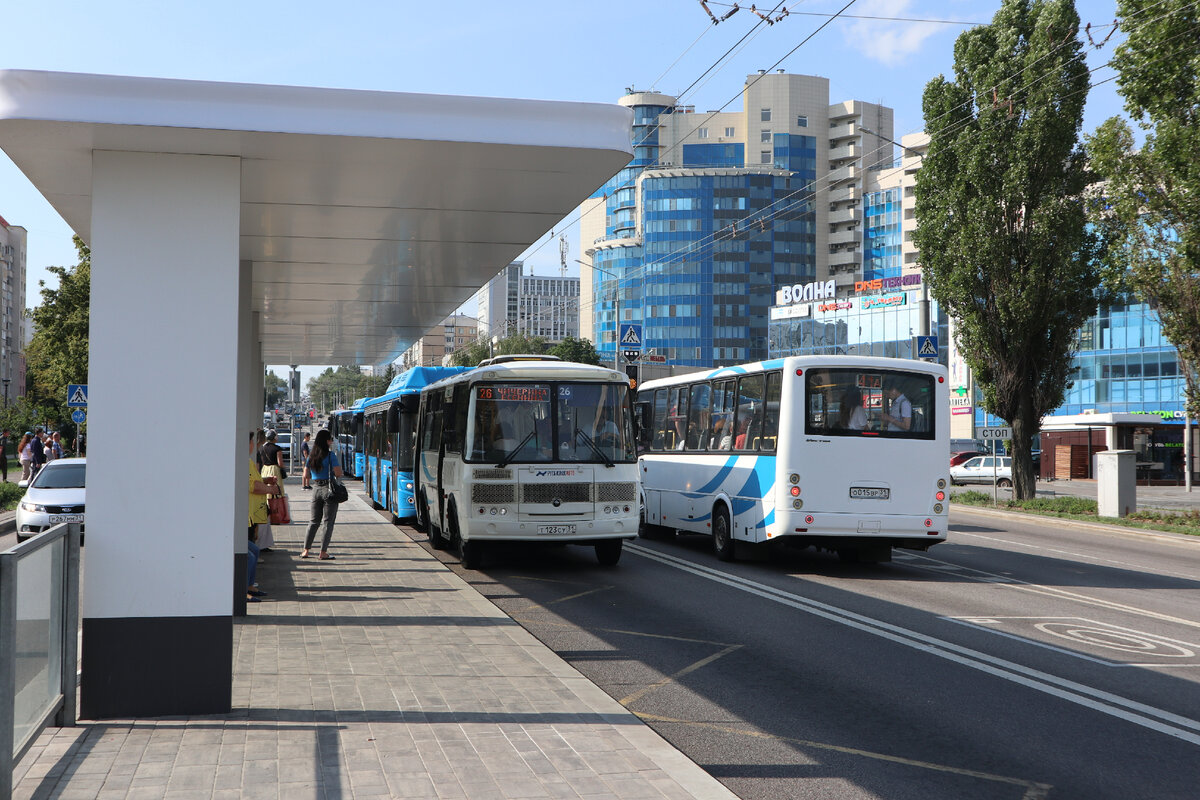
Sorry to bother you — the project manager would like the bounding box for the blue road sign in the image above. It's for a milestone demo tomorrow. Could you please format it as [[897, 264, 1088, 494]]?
[[67, 384, 89, 407], [72, 409, 87, 424], [914, 336, 939, 360], [619, 324, 643, 349]]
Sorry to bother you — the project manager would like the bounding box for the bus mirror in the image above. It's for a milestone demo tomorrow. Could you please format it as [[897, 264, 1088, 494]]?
[[399, 395, 420, 413], [387, 400, 401, 434]]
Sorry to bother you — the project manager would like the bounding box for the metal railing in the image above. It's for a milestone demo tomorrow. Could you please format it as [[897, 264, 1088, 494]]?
[[0, 523, 80, 800]]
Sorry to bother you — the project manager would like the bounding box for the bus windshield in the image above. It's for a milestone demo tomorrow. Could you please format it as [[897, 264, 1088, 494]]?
[[470, 382, 635, 464], [805, 368, 936, 439]]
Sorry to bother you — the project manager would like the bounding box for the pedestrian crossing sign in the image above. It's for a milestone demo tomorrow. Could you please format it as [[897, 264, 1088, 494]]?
[[914, 336, 938, 360], [67, 384, 88, 407], [620, 324, 643, 348]]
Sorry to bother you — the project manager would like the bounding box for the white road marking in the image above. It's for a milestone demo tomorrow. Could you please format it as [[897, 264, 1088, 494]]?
[[951, 527, 1200, 580], [628, 543, 1200, 748]]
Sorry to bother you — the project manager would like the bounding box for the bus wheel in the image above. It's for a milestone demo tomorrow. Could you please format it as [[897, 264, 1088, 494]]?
[[414, 491, 429, 533], [595, 539, 623, 566], [638, 506, 666, 540], [712, 506, 735, 562]]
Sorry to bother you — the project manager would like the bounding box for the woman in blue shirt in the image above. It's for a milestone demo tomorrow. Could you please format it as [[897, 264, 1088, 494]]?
[[302, 429, 344, 560]]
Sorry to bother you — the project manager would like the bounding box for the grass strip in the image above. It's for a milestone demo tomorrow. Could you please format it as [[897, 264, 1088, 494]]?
[[950, 490, 1200, 537]]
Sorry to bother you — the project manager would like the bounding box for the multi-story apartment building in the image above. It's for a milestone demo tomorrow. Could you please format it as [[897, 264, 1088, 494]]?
[[0, 215, 26, 400], [475, 260, 580, 343], [579, 73, 894, 368], [399, 314, 479, 369]]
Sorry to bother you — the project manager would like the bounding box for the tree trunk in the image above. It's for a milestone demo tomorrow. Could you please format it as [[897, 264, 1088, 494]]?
[[1011, 389, 1038, 500]]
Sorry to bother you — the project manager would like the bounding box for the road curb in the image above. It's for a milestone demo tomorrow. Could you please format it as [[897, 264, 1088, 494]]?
[[950, 503, 1200, 544]]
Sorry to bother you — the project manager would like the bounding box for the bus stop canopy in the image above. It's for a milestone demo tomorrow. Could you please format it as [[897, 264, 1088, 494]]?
[[0, 69, 633, 364]]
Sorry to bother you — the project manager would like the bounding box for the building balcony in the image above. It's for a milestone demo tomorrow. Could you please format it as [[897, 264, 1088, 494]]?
[[828, 143, 859, 162], [828, 249, 862, 270], [828, 206, 857, 225], [828, 185, 857, 204], [828, 165, 856, 185], [829, 228, 860, 247], [828, 123, 859, 140]]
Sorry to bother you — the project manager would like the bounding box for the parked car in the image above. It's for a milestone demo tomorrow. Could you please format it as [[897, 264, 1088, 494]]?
[[950, 456, 1012, 487], [275, 432, 291, 457], [950, 450, 986, 467], [16, 457, 86, 542]]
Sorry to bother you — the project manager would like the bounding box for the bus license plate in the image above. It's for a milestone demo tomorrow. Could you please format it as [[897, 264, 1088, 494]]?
[[849, 487, 889, 500], [49, 513, 84, 524], [537, 524, 576, 536]]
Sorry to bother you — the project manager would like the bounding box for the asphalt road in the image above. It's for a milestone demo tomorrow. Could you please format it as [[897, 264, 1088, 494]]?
[[402, 507, 1200, 800]]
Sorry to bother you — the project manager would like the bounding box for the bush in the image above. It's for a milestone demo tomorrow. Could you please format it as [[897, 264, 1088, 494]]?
[[0, 481, 24, 511]]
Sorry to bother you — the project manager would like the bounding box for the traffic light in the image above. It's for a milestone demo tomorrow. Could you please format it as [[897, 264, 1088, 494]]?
[[625, 364, 638, 390]]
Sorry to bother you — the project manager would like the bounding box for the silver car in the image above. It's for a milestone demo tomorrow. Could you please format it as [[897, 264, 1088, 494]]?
[[949, 456, 1012, 487]]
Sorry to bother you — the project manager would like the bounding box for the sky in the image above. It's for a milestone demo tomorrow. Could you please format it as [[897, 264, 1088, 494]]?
[[0, 0, 1129, 389]]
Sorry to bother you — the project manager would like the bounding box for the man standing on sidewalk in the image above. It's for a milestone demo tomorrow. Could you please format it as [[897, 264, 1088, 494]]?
[[30, 427, 45, 477], [0, 429, 9, 482]]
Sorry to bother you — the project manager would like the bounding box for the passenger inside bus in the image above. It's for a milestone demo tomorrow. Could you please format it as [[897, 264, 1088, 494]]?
[[839, 387, 868, 430]]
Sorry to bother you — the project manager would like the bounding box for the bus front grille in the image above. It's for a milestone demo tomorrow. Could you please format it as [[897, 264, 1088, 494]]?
[[596, 482, 637, 502], [522, 484, 592, 504], [472, 484, 516, 504]]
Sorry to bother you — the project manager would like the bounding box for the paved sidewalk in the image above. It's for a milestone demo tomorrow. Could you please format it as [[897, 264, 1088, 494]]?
[[12, 486, 735, 800]]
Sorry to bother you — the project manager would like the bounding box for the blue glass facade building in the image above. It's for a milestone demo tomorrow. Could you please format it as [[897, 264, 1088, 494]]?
[[863, 186, 903, 282], [589, 98, 818, 368]]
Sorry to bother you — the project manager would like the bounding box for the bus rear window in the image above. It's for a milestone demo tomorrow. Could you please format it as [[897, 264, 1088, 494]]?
[[805, 369, 936, 439]]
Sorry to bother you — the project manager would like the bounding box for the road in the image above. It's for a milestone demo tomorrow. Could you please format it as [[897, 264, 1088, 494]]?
[[404, 507, 1200, 799]]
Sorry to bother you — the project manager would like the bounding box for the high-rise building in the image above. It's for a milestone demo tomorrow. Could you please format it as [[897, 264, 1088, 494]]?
[[475, 260, 579, 343], [579, 73, 894, 368], [399, 314, 479, 369], [0, 215, 27, 399]]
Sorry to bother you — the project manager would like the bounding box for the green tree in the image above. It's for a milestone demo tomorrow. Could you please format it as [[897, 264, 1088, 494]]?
[[548, 336, 602, 366], [306, 365, 367, 410], [449, 338, 492, 367], [25, 236, 90, 415], [1086, 0, 1200, 418], [449, 333, 549, 367], [264, 370, 288, 408], [913, 0, 1102, 499]]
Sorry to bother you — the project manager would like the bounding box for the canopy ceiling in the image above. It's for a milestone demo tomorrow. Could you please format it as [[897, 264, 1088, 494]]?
[[0, 70, 633, 364]]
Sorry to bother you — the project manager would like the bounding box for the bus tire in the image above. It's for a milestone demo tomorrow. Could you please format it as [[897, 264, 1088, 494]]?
[[712, 505, 735, 562], [638, 506, 667, 540], [595, 539, 623, 566], [414, 491, 430, 533]]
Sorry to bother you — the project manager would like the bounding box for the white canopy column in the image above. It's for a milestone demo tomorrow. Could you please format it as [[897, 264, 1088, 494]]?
[[80, 151, 243, 717]]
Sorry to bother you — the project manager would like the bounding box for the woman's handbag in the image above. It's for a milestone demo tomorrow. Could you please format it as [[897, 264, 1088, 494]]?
[[268, 494, 291, 525], [329, 478, 349, 504]]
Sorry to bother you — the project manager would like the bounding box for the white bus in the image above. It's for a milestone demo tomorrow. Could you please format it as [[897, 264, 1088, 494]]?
[[415, 356, 639, 568], [634, 356, 950, 563]]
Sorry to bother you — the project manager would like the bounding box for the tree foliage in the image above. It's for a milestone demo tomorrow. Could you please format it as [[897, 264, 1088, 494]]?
[[1086, 0, 1200, 417], [25, 236, 90, 415], [264, 370, 288, 408], [548, 336, 602, 366], [913, 0, 1102, 498], [449, 333, 549, 367], [305, 365, 380, 410]]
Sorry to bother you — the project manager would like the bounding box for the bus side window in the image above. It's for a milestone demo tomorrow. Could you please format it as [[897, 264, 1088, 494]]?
[[710, 379, 734, 450], [733, 374, 764, 451], [447, 384, 469, 454], [651, 389, 668, 451], [760, 372, 782, 452], [686, 384, 711, 451]]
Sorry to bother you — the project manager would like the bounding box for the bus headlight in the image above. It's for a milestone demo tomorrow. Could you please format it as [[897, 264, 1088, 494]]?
[[405, 482, 414, 491]]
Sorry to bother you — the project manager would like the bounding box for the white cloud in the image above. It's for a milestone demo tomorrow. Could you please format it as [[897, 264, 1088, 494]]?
[[838, 0, 951, 66]]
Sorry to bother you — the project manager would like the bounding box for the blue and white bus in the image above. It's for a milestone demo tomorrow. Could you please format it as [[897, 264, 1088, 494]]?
[[362, 367, 467, 522], [329, 400, 368, 480], [634, 356, 950, 563], [415, 355, 639, 568]]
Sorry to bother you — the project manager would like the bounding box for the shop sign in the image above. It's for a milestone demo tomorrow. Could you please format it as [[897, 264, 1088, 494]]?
[[1132, 410, 1186, 421], [777, 279, 836, 306], [949, 396, 971, 408], [951, 406, 974, 415], [770, 304, 810, 320], [861, 293, 907, 310], [854, 274, 922, 294], [817, 300, 853, 313]]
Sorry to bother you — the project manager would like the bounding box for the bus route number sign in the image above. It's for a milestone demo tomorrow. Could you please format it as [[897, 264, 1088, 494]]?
[[477, 386, 550, 403]]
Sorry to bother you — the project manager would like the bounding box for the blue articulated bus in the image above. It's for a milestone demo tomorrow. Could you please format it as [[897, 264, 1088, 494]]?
[[363, 366, 468, 522]]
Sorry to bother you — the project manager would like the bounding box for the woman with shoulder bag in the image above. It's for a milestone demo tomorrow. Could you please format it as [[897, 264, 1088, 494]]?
[[303, 429, 344, 561]]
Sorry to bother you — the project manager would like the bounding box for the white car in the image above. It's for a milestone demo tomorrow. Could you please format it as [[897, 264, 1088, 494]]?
[[949, 456, 1012, 487], [275, 432, 291, 457], [16, 457, 86, 542]]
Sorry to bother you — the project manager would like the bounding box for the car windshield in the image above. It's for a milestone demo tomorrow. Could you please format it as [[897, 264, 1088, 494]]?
[[277, 434, 291, 445], [32, 463, 86, 489]]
